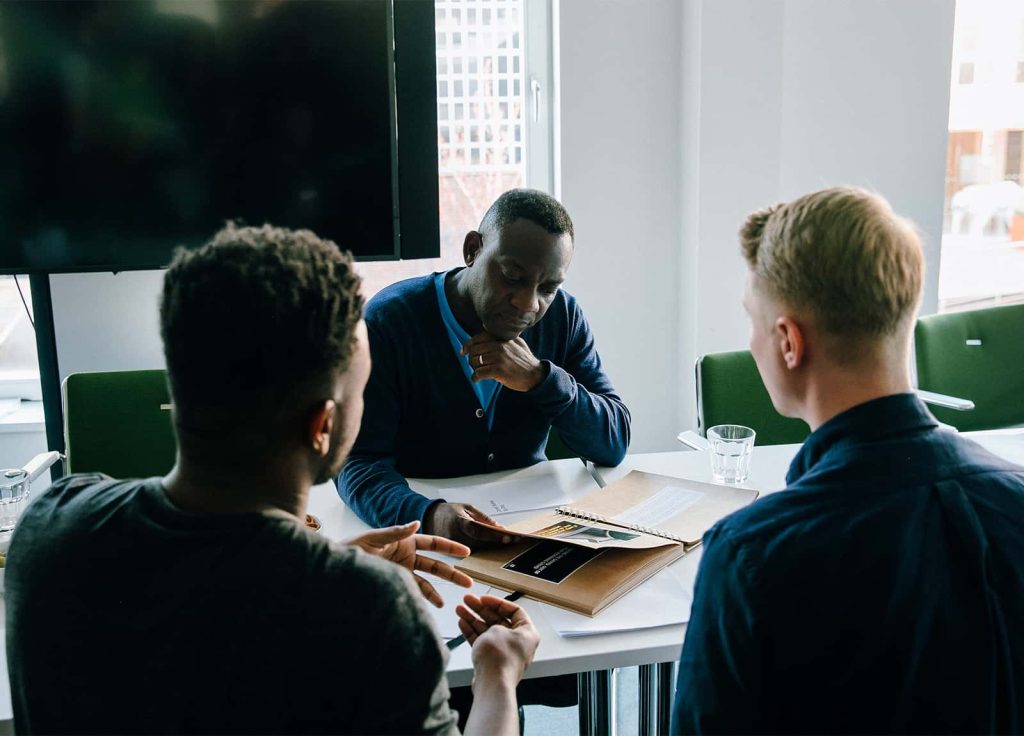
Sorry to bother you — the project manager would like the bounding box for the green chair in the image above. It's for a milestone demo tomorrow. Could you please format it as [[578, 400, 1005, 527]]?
[[62, 369, 178, 478], [545, 427, 578, 461], [696, 350, 811, 446], [914, 303, 1024, 432]]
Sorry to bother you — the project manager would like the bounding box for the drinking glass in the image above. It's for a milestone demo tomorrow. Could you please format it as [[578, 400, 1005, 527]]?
[[0, 469, 30, 532], [707, 425, 756, 484]]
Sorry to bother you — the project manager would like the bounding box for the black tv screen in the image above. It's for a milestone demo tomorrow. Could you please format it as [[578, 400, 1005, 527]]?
[[0, 0, 438, 273]]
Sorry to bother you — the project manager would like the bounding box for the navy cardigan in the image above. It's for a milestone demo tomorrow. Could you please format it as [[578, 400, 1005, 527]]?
[[337, 273, 631, 527]]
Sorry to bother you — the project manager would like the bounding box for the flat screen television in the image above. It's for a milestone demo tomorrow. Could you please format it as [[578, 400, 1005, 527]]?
[[0, 0, 439, 273]]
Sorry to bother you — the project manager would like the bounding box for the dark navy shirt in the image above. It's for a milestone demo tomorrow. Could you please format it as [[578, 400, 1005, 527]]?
[[673, 393, 1024, 734], [338, 272, 630, 527]]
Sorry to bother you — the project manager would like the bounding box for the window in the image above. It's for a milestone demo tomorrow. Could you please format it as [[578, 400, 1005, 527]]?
[[0, 276, 42, 407], [1007, 130, 1023, 184], [357, 0, 555, 301], [958, 61, 975, 84], [1017, 21, 1024, 83], [938, 4, 1024, 313]]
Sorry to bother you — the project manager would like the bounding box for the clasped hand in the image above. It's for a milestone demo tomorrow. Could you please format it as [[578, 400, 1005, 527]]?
[[344, 520, 473, 608], [456, 594, 539, 686], [461, 333, 549, 392]]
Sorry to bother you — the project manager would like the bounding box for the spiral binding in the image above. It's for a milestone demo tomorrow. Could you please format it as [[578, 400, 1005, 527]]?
[[554, 506, 687, 544]]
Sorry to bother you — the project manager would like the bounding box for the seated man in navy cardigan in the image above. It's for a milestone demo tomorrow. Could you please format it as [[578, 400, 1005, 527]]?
[[338, 188, 630, 544]]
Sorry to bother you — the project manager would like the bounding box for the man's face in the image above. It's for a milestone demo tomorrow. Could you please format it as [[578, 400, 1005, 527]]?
[[743, 271, 795, 417], [314, 321, 372, 484], [466, 218, 573, 340]]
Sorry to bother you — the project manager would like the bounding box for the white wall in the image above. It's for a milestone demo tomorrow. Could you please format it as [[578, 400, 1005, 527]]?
[[558, 0, 684, 454], [559, 0, 954, 452], [50, 271, 166, 381], [689, 0, 787, 357], [777, 0, 954, 315]]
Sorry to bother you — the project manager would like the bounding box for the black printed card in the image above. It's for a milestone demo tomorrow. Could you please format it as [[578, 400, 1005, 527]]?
[[501, 540, 603, 584]]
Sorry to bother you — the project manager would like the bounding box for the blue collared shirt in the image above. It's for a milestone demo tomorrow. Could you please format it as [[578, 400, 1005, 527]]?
[[433, 271, 501, 430], [673, 393, 1024, 734]]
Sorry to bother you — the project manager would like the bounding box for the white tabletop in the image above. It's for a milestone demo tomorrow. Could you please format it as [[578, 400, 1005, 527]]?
[[309, 428, 1024, 689], [305, 452, 800, 689]]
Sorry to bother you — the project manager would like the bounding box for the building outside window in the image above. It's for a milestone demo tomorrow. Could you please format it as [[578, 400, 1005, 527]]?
[[357, 0, 554, 300], [939, 0, 1024, 312]]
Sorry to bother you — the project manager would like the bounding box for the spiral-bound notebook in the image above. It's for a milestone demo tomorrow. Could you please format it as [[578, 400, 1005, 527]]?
[[456, 470, 759, 615], [499, 470, 759, 551]]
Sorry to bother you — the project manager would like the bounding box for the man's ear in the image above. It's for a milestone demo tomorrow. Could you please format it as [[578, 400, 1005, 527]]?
[[308, 399, 338, 458], [463, 231, 483, 266], [774, 316, 806, 370]]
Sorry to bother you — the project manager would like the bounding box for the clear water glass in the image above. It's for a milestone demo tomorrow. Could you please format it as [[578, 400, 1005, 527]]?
[[0, 469, 30, 532], [707, 425, 756, 484]]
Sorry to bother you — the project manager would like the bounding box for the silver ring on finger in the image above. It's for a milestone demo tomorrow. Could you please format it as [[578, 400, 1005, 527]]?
[[478, 354, 484, 367]]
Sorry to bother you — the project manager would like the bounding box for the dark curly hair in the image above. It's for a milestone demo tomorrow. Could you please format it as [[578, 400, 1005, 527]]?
[[479, 188, 574, 241], [160, 223, 364, 427]]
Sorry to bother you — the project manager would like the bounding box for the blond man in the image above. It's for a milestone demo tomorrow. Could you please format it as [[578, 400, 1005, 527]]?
[[672, 187, 1024, 733]]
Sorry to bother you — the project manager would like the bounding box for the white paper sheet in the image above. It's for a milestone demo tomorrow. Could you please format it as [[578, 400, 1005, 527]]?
[[542, 567, 693, 637], [441, 474, 573, 516], [975, 434, 1024, 468], [615, 486, 705, 529], [424, 578, 494, 640]]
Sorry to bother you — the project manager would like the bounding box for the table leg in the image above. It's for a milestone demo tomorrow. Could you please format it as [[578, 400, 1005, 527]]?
[[577, 670, 614, 735], [656, 661, 675, 734], [639, 664, 654, 735], [639, 662, 676, 735]]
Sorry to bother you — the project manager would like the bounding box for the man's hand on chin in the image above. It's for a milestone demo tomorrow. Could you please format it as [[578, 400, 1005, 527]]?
[[423, 502, 520, 547], [461, 333, 550, 392]]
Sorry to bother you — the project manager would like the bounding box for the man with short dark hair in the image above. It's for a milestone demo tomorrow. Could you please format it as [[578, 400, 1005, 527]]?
[[339, 189, 630, 545], [7, 223, 539, 735], [672, 187, 1024, 733]]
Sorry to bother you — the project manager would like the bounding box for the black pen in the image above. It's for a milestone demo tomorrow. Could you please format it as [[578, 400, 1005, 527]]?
[[446, 590, 525, 651]]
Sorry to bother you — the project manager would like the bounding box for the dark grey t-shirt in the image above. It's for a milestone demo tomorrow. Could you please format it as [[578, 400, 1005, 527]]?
[[6, 474, 458, 735]]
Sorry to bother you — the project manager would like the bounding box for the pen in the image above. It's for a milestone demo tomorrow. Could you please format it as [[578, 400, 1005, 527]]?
[[446, 590, 525, 651]]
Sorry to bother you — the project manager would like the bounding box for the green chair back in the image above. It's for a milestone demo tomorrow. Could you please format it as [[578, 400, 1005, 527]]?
[[545, 427, 578, 461], [914, 304, 1024, 432], [697, 350, 810, 446], [62, 370, 178, 478]]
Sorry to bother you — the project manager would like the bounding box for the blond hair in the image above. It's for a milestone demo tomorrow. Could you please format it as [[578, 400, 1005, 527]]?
[[740, 187, 923, 346]]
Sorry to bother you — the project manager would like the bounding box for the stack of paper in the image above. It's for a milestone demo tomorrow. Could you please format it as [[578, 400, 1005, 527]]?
[[542, 568, 692, 637], [440, 474, 573, 516], [975, 433, 1024, 468]]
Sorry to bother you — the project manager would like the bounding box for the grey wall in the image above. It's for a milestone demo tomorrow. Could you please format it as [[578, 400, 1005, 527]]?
[[558, 0, 955, 452], [51, 271, 166, 381], [558, 0, 685, 454]]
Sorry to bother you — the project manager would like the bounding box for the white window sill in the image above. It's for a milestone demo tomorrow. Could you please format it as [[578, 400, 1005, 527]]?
[[0, 400, 44, 434]]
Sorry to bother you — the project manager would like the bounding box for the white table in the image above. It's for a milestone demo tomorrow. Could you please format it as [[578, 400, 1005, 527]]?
[[309, 429, 1024, 735], [308, 445, 805, 686], [306, 451, 798, 736]]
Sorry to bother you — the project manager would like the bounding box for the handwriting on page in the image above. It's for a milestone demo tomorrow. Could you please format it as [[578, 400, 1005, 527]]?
[[615, 486, 705, 529]]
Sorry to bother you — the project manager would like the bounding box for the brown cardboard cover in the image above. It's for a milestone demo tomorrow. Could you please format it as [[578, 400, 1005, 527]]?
[[455, 539, 688, 616], [456, 471, 759, 616]]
